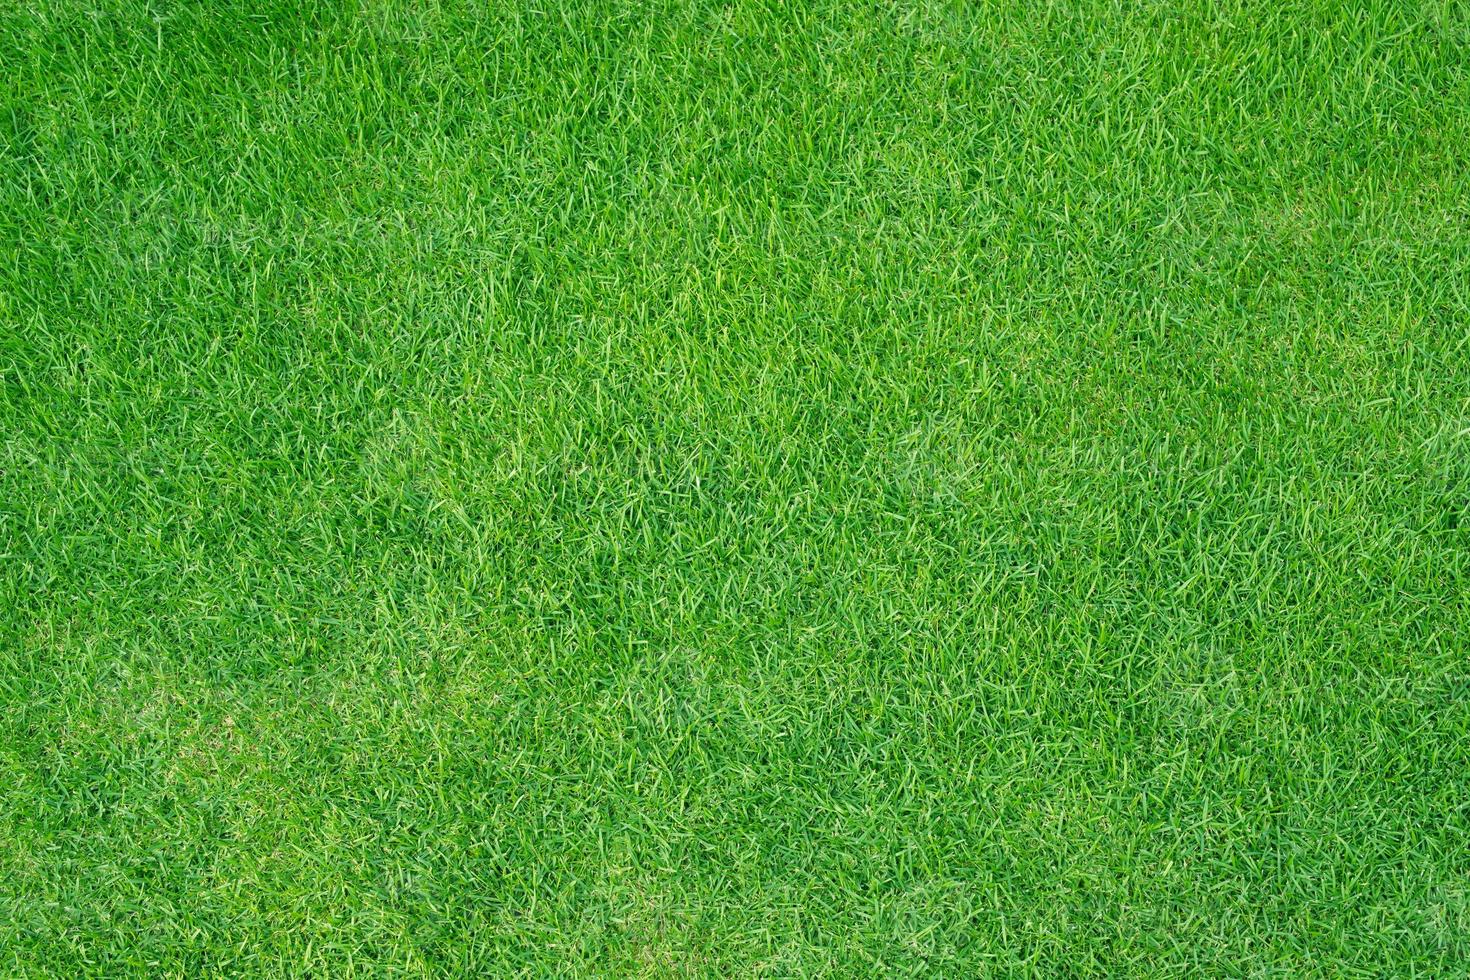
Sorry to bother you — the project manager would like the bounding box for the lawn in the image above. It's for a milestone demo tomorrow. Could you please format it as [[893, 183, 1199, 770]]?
[[3, 0, 1470, 975]]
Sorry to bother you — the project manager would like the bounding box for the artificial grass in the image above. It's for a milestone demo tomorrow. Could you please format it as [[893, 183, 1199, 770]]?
[[3, 0, 1470, 974]]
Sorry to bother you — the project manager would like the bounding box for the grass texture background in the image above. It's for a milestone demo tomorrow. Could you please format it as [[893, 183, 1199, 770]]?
[[3, 0, 1470, 974]]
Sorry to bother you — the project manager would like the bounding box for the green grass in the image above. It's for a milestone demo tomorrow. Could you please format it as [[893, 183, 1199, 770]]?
[[3, 0, 1470, 974]]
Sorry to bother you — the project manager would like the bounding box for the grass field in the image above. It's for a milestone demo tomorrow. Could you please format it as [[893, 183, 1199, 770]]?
[[4, 0, 1470, 974]]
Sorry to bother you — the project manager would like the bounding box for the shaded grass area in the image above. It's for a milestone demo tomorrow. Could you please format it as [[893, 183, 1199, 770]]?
[[3, 0, 1470, 974]]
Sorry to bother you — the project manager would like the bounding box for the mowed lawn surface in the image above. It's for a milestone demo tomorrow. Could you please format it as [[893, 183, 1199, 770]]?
[[4, 0, 1470, 974]]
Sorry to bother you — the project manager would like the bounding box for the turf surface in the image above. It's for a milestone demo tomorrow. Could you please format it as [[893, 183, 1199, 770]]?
[[4, 0, 1470, 975]]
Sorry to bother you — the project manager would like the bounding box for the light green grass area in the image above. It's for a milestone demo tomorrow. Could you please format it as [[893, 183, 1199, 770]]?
[[4, 1, 1470, 974]]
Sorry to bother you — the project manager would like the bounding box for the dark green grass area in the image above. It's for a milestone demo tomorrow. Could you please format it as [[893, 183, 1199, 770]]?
[[4, 0, 1470, 974]]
